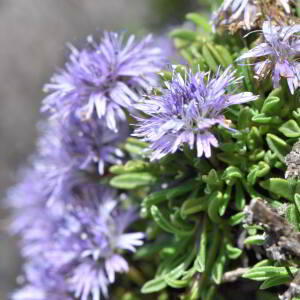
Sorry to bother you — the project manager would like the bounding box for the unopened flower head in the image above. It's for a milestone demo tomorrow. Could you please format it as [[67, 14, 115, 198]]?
[[133, 66, 258, 160], [237, 21, 300, 94], [42, 32, 165, 132]]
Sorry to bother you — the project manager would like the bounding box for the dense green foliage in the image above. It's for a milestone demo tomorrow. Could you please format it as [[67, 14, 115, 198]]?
[[108, 1, 300, 299]]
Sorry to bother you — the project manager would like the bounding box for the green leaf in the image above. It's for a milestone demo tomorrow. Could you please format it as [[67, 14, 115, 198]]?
[[279, 120, 300, 138], [202, 169, 221, 187], [226, 244, 242, 260], [243, 266, 297, 281], [215, 45, 233, 65], [235, 181, 246, 210], [194, 216, 208, 272], [202, 45, 218, 72], [166, 180, 197, 200], [261, 96, 282, 116], [208, 191, 223, 223], [134, 238, 171, 259], [141, 276, 167, 293], [260, 178, 294, 201], [169, 29, 199, 41], [260, 275, 291, 290], [244, 234, 265, 246], [238, 107, 254, 129], [212, 245, 227, 284], [219, 185, 231, 216], [124, 138, 148, 155], [186, 13, 212, 32], [285, 204, 300, 230], [228, 212, 245, 226], [142, 189, 170, 208], [294, 193, 300, 214], [222, 166, 243, 182], [110, 172, 156, 189], [109, 160, 150, 174], [164, 276, 189, 288], [151, 206, 195, 236], [181, 195, 210, 218], [217, 152, 247, 165], [205, 43, 228, 67], [252, 113, 281, 124], [247, 161, 270, 185], [266, 133, 291, 162]]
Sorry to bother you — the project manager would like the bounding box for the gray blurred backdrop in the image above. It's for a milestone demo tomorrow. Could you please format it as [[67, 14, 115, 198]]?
[[0, 1, 201, 299]]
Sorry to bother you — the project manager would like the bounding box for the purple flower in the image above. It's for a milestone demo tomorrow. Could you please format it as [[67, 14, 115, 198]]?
[[133, 66, 258, 160], [12, 260, 71, 300], [13, 184, 143, 300], [237, 22, 300, 94], [36, 186, 144, 300], [33, 114, 127, 205], [212, 0, 293, 32], [212, 0, 260, 31], [56, 112, 128, 175], [42, 32, 165, 132]]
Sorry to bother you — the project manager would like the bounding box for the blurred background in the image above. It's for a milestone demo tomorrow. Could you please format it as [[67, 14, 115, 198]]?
[[0, 0, 211, 299]]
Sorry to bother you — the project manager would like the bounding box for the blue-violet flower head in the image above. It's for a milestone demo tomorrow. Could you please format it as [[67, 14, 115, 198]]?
[[133, 66, 258, 160], [39, 186, 144, 300], [237, 21, 300, 94], [212, 0, 293, 32], [42, 32, 165, 132]]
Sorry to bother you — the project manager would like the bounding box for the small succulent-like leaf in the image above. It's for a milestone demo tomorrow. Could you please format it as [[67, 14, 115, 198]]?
[[294, 193, 300, 214], [202, 45, 218, 72], [169, 29, 199, 41], [202, 169, 221, 186], [219, 185, 231, 216], [166, 180, 197, 200], [244, 235, 265, 246], [215, 45, 233, 65], [208, 191, 223, 223], [242, 267, 297, 281], [186, 13, 212, 33], [261, 96, 282, 115], [212, 244, 227, 284], [259, 275, 291, 290], [194, 216, 208, 272], [141, 276, 167, 294], [142, 189, 170, 208], [164, 276, 189, 288], [252, 113, 282, 125], [124, 138, 148, 155], [217, 152, 247, 165], [222, 166, 243, 182], [238, 107, 255, 129], [181, 195, 210, 218], [226, 244, 242, 260], [109, 160, 150, 174], [228, 212, 245, 226], [285, 204, 300, 230], [134, 238, 171, 259], [205, 43, 228, 67], [279, 120, 300, 138], [110, 172, 156, 189], [260, 178, 294, 201], [151, 206, 195, 236], [235, 181, 246, 210], [266, 133, 291, 162]]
